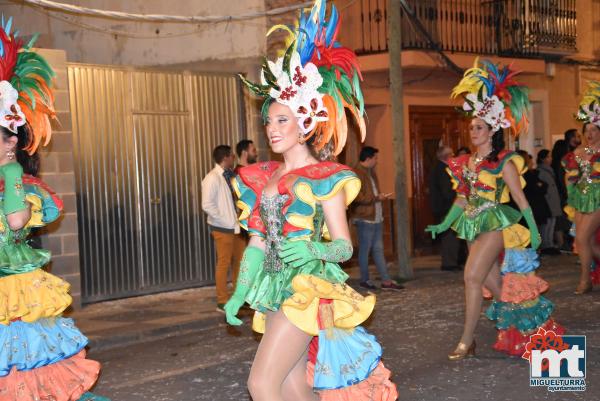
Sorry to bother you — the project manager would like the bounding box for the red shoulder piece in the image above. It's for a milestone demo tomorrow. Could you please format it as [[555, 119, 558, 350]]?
[[561, 152, 577, 170], [477, 149, 514, 172], [238, 161, 280, 192], [277, 161, 351, 194], [447, 155, 470, 196], [236, 161, 280, 236]]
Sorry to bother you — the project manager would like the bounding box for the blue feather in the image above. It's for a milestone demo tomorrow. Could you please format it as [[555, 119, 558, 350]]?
[[5, 16, 11, 36], [324, 4, 338, 46]]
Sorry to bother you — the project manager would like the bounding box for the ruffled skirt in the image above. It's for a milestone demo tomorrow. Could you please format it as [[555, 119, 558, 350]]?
[[567, 183, 600, 213], [250, 274, 398, 401], [488, 248, 564, 357], [0, 269, 71, 325]]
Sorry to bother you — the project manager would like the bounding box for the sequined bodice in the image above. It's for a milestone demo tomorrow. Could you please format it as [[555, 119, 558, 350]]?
[[260, 193, 288, 273], [259, 192, 325, 273], [462, 166, 502, 218], [574, 155, 599, 194]]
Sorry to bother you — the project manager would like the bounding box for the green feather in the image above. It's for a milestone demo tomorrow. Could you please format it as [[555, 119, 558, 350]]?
[[261, 57, 280, 91], [353, 71, 364, 115], [25, 33, 39, 50], [238, 74, 270, 97], [261, 98, 274, 123], [282, 41, 296, 80]]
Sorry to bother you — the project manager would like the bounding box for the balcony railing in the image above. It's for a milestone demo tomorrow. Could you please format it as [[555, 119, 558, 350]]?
[[357, 0, 577, 58]]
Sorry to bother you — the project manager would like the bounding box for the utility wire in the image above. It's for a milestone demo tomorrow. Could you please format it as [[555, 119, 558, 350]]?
[[16, 0, 313, 23]]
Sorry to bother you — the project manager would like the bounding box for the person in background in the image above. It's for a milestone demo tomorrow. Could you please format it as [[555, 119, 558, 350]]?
[[457, 146, 471, 156], [565, 128, 582, 152], [518, 150, 551, 230], [429, 146, 461, 271], [201, 145, 244, 313], [352, 146, 404, 290], [537, 149, 563, 255], [551, 138, 572, 250], [234, 139, 258, 175]]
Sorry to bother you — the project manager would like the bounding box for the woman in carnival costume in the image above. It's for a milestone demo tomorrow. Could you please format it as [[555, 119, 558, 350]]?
[[427, 59, 563, 360], [562, 81, 600, 294], [224, 1, 398, 400], [0, 17, 108, 401]]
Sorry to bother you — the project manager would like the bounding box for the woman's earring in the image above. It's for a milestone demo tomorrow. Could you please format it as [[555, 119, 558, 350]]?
[[298, 133, 305, 144], [6, 149, 15, 160]]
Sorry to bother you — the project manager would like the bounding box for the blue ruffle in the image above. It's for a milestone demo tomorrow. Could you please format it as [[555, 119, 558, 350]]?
[[0, 317, 88, 376], [501, 248, 540, 275], [77, 393, 111, 401], [485, 296, 554, 332], [23, 182, 61, 225], [313, 326, 382, 390]]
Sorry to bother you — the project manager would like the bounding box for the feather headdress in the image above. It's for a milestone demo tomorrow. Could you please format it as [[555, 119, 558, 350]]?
[[240, 0, 365, 156], [451, 58, 530, 136], [576, 81, 600, 128], [0, 15, 55, 154]]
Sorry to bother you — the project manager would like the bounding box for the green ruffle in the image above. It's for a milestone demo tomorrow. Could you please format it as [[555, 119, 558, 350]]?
[[451, 201, 521, 242], [0, 243, 51, 277], [245, 260, 349, 312], [485, 296, 554, 332], [567, 183, 600, 213]]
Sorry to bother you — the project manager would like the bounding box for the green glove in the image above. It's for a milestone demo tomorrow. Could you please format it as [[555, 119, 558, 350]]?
[[521, 207, 541, 250], [425, 204, 463, 239], [224, 246, 264, 326], [0, 162, 26, 215], [278, 238, 353, 268]]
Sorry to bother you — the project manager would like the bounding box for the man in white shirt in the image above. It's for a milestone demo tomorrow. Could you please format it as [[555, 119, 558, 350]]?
[[201, 145, 245, 312]]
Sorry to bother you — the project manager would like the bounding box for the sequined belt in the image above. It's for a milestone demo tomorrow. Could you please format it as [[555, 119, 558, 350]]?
[[464, 199, 497, 219]]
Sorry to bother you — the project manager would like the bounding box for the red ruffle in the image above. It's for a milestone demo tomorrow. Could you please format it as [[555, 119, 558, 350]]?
[[446, 155, 470, 196], [307, 360, 398, 401], [0, 350, 100, 401], [492, 319, 566, 357], [238, 160, 357, 238]]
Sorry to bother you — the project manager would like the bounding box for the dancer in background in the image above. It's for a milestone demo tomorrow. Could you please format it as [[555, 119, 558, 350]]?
[[0, 17, 108, 400], [224, 2, 397, 401], [427, 59, 563, 359], [562, 81, 600, 294]]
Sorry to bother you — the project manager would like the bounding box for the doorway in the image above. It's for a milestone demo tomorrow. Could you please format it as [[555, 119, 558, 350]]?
[[409, 106, 470, 255]]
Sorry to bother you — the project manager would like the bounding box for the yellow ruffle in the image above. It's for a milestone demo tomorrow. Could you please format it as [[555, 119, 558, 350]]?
[[564, 204, 576, 221], [251, 275, 376, 336], [502, 223, 530, 249], [0, 269, 72, 325], [24, 194, 44, 229], [292, 176, 361, 241], [478, 153, 526, 203]]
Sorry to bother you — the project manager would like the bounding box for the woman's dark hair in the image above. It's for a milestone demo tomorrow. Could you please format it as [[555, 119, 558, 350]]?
[[536, 149, 550, 165], [485, 127, 505, 162], [564, 128, 578, 141], [456, 146, 471, 155], [306, 134, 334, 161], [1, 124, 40, 176]]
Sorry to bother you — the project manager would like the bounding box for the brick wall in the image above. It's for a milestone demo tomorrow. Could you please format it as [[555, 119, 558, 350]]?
[[34, 49, 82, 308]]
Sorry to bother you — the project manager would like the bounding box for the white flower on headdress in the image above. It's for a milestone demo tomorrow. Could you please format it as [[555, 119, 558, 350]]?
[[577, 103, 600, 128], [463, 94, 511, 131], [297, 96, 329, 132], [0, 80, 25, 133], [261, 52, 327, 134]]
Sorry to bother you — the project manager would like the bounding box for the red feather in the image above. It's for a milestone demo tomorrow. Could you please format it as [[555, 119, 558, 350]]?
[[0, 29, 20, 82]]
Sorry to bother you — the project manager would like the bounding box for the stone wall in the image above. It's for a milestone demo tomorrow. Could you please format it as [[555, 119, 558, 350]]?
[[35, 49, 82, 307]]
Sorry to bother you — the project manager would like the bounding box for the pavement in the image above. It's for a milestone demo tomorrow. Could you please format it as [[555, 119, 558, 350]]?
[[73, 253, 599, 401], [67, 257, 437, 350]]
